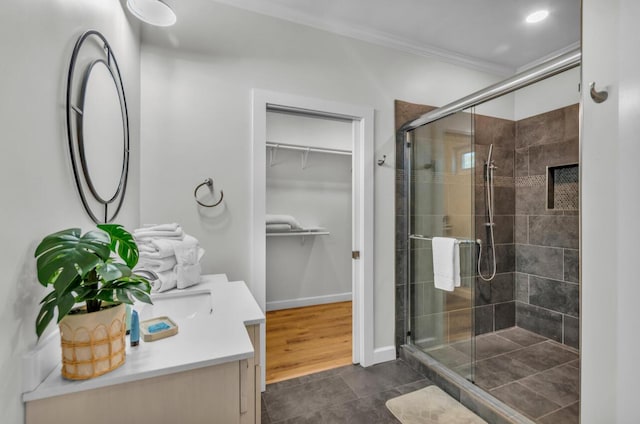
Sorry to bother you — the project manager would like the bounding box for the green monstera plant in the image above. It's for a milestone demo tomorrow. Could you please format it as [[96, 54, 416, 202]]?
[[34, 224, 152, 338]]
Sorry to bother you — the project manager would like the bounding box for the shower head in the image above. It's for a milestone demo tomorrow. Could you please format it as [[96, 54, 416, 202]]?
[[487, 144, 494, 165]]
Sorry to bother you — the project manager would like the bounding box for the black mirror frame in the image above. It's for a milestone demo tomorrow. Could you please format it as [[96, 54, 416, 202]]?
[[66, 30, 130, 224]]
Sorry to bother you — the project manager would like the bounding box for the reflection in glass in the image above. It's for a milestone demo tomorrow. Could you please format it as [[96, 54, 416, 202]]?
[[407, 109, 476, 381]]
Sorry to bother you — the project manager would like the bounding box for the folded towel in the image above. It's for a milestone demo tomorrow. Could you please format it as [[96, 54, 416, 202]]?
[[140, 223, 180, 232], [266, 214, 303, 230], [138, 241, 176, 259], [432, 237, 461, 292], [149, 236, 202, 266], [176, 263, 202, 290], [266, 224, 292, 233], [135, 230, 184, 240], [138, 256, 178, 273], [138, 244, 156, 253]]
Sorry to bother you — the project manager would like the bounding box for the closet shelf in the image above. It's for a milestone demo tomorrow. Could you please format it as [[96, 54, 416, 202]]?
[[266, 230, 330, 237], [266, 141, 351, 156]]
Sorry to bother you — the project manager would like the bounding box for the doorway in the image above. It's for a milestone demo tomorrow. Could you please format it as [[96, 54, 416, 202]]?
[[252, 90, 374, 390], [265, 110, 354, 383]]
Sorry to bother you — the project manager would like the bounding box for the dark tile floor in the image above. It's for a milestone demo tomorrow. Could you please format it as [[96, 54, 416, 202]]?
[[470, 328, 580, 423], [263, 327, 579, 424], [261, 360, 433, 423]]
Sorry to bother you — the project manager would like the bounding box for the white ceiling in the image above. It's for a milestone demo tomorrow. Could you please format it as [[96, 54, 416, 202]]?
[[208, 0, 581, 75]]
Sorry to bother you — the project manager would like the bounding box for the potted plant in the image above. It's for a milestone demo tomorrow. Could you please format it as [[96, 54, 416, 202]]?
[[34, 224, 152, 380]]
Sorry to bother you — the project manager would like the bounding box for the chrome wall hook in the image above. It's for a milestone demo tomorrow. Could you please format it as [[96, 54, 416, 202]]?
[[194, 178, 224, 207], [589, 82, 609, 104], [377, 155, 386, 166]]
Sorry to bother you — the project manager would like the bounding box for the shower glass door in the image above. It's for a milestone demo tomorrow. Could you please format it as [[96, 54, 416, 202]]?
[[407, 109, 476, 381]]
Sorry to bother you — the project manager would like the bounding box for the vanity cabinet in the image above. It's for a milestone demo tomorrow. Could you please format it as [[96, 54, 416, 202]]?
[[26, 325, 262, 424], [243, 324, 261, 424]]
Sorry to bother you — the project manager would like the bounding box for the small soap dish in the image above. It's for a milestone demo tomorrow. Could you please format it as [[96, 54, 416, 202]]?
[[140, 316, 178, 342]]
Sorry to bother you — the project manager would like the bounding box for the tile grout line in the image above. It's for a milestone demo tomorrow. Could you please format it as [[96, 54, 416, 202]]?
[[477, 336, 579, 419], [535, 400, 580, 422]]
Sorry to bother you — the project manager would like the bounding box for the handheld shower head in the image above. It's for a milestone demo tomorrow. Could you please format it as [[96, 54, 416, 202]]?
[[487, 143, 494, 164]]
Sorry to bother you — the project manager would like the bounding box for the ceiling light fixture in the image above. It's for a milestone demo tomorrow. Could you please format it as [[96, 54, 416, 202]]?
[[126, 0, 176, 27], [525, 10, 549, 24]]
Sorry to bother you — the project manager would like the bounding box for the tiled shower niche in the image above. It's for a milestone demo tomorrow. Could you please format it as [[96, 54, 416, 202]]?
[[547, 164, 579, 211]]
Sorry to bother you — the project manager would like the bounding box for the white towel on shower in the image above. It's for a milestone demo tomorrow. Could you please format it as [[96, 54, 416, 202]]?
[[432, 237, 461, 292]]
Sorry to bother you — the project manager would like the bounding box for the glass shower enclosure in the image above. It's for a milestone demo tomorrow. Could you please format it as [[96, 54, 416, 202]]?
[[406, 108, 477, 382]]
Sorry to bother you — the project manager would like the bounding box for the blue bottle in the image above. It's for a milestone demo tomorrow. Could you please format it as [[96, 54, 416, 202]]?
[[130, 310, 140, 347]]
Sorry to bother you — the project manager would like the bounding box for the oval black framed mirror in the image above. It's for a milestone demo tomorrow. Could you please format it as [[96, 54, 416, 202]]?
[[66, 30, 130, 224]]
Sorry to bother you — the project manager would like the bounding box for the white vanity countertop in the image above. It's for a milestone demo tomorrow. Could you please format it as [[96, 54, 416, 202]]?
[[23, 274, 264, 402]]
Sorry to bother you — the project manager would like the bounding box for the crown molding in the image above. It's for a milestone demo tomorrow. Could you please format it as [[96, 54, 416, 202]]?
[[517, 41, 582, 73], [211, 0, 515, 76]]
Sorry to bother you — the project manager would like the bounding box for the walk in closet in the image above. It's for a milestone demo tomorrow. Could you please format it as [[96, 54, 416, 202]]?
[[265, 110, 353, 383]]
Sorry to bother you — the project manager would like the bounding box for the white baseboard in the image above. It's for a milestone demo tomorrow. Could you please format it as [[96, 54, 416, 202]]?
[[266, 292, 352, 311], [372, 345, 397, 365]]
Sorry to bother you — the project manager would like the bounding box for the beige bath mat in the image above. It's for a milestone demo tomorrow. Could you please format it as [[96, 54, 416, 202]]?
[[386, 386, 487, 424]]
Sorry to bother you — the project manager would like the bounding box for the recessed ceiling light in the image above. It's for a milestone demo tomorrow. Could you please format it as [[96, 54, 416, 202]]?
[[127, 0, 176, 27], [525, 10, 549, 24]]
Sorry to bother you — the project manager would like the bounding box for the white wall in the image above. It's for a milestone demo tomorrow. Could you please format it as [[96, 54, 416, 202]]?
[[139, 0, 505, 351], [267, 111, 352, 151], [0, 1, 141, 422], [582, 0, 640, 422], [514, 67, 581, 120]]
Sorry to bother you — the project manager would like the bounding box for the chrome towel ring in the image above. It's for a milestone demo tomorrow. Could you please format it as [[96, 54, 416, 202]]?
[[194, 178, 224, 207]]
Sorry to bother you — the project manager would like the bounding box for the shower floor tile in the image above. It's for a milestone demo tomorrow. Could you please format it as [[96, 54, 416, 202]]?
[[519, 364, 580, 407], [504, 341, 578, 372], [473, 355, 538, 390], [472, 327, 580, 423], [495, 327, 548, 347], [471, 333, 523, 359], [490, 382, 561, 419]]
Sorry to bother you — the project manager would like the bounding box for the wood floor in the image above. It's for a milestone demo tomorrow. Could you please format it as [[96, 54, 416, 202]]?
[[266, 301, 352, 384]]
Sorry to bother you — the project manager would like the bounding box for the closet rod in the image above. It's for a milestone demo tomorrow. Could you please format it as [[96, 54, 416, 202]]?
[[266, 141, 352, 156]]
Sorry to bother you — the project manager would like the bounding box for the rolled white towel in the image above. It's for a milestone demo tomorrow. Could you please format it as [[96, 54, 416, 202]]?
[[154, 269, 178, 292], [266, 224, 292, 233], [266, 214, 303, 230], [136, 269, 177, 293], [138, 256, 178, 273], [176, 263, 202, 290]]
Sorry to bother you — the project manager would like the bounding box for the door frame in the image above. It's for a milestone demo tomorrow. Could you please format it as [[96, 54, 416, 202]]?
[[251, 89, 375, 390]]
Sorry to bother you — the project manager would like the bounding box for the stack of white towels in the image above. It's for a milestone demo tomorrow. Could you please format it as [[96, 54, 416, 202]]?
[[266, 214, 303, 233], [134, 223, 205, 293]]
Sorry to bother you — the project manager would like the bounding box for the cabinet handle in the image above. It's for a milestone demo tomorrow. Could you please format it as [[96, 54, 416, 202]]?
[[240, 359, 249, 414]]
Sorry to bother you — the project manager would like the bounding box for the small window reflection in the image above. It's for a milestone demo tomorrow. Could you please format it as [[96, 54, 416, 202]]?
[[461, 152, 475, 170]]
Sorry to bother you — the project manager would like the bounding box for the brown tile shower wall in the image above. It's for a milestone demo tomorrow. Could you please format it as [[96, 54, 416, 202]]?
[[473, 115, 516, 335], [514, 104, 580, 349], [394, 101, 580, 352]]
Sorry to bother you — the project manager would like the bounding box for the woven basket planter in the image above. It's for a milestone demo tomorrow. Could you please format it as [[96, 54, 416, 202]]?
[[58, 303, 126, 380]]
